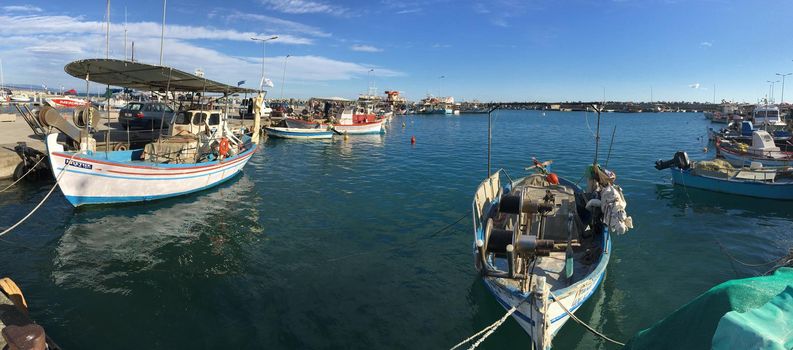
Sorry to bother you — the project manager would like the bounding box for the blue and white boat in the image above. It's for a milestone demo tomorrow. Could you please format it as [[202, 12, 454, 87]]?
[[655, 151, 793, 200], [44, 58, 259, 207], [466, 106, 632, 349], [265, 126, 334, 139], [471, 164, 632, 349]]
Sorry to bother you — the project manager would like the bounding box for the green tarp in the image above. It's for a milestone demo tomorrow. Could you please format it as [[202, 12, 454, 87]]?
[[623, 267, 793, 350]]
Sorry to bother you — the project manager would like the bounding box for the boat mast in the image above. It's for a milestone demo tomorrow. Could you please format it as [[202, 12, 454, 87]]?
[[160, 0, 166, 65], [487, 106, 498, 177], [592, 103, 602, 166], [124, 7, 127, 60], [106, 0, 110, 59], [0, 58, 4, 92]]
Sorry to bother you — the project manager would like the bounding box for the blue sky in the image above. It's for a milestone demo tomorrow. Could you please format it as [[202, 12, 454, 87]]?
[[1, 0, 792, 102]]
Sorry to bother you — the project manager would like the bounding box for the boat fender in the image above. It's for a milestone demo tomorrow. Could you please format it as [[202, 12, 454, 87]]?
[[585, 198, 602, 211], [546, 173, 559, 185], [218, 138, 230, 158]]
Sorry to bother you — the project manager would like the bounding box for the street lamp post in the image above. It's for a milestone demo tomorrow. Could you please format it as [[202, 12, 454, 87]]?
[[251, 36, 278, 92], [280, 55, 290, 99], [777, 73, 792, 104], [367, 69, 374, 95]]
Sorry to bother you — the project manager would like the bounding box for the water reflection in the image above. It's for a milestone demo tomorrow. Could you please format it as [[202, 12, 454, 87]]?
[[655, 184, 793, 220], [52, 175, 261, 295]]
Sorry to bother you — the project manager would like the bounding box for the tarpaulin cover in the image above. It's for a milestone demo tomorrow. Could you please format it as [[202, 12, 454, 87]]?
[[623, 267, 793, 350]]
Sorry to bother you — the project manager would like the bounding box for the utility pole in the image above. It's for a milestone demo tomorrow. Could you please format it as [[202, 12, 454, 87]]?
[[251, 36, 279, 92], [776, 73, 792, 104]]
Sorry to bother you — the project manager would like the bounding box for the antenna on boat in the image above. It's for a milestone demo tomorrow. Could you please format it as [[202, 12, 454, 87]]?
[[487, 106, 498, 177], [591, 103, 602, 166]]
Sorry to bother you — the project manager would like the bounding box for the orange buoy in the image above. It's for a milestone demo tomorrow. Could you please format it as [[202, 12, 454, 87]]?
[[410, 136, 416, 144], [546, 173, 559, 185]]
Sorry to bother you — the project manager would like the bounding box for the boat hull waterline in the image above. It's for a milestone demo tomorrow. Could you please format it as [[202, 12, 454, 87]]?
[[46, 133, 256, 206], [265, 126, 334, 139], [670, 168, 793, 200], [332, 120, 385, 135]]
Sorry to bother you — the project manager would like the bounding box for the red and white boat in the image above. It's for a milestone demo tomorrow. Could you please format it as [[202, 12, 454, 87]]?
[[45, 96, 88, 108], [331, 107, 384, 135]]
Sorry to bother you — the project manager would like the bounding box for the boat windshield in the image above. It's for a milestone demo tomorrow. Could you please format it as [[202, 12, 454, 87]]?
[[174, 111, 191, 125]]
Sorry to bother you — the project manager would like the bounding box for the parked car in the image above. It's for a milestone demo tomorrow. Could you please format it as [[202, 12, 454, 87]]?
[[269, 102, 293, 120], [118, 102, 175, 129]]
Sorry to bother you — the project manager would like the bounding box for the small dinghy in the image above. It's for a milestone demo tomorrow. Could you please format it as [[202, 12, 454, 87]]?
[[655, 151, 793, 200], [265, 126, 334, 139]]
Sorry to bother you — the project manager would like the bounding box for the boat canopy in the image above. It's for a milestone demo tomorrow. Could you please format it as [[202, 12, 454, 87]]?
[[64, 59, 257, 94]]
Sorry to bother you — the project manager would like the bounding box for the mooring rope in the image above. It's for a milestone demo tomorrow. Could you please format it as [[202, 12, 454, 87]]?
[[549, 291, 626, 346], [0, 152, 82, 237], [715, 238, 784, 267], [450, 303, 521, 350], [0, 155, 47, 193]]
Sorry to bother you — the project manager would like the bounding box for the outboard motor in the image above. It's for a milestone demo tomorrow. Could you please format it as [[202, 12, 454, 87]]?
[[655, 151, 690, 170]]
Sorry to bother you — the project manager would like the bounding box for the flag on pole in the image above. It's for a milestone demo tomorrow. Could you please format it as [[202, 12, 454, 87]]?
[[237, 80, 245, 87], [264, 78, 274, 88]]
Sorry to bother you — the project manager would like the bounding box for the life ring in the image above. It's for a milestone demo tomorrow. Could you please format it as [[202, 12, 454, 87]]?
[[218, 138, 230, 158]]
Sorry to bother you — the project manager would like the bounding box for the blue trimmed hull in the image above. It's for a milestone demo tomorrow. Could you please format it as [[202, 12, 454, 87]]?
[[265, 127, 333, 139], [670, 168, 793, 200]]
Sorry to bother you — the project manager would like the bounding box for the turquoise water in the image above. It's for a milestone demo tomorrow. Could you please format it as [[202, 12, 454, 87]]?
[[1, 111, 791, 349]]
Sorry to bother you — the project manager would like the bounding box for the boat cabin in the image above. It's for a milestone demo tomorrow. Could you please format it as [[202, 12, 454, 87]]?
[[753, 105, 784, 126], [749, 130, 780, 153], [170, 109, 224, 137]]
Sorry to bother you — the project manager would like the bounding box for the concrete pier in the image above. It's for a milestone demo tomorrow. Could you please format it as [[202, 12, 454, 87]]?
[[0, 116, 45, 179]]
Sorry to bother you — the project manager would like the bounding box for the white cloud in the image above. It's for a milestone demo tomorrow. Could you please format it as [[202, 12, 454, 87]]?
[[2, 5, 42, 12], [0, 15, 313, 45], [0, 13, 403, 95], [689, 83, 701, 89], [259, 0, 350, 16], [432, 43, 451, 49], [350, 44, 383, 53], [396, 8, 422, 14], [700, 41, 713, 47], [218, 10, 331, 38]]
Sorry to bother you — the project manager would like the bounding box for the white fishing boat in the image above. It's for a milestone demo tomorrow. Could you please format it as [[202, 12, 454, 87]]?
[[10, 94, 31, 102], [467, 107, 632, 349], [718, 130, 793, 167], [43, 59, 260, 207], [752, 104, 785, 127], [265, 126, 334, 139], [331, 107, 384, 135]]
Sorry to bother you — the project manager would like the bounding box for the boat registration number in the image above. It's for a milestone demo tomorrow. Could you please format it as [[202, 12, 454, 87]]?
[[125, 113, 132, 116], [65, 159, 92, 169]]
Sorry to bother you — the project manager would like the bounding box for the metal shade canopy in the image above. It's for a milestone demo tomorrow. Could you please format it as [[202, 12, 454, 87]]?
[[64, 58, 257, 94]]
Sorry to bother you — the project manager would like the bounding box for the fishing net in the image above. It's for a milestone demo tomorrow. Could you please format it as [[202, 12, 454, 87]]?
[[694, 159, 733, 172]]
